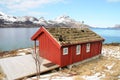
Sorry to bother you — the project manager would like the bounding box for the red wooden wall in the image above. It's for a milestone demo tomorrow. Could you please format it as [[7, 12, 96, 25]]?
[[38, 32, 61, 65], [60, 41, 102, 67]]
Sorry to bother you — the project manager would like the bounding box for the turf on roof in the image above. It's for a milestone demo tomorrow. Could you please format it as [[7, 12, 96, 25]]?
[[46, 27, 104, 45]]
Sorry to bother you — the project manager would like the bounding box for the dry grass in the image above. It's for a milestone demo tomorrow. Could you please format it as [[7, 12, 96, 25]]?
[[73, 76, 85, 80], [0, 45, 120, 80], [59, 45, 120, 80], [0, 73, 6, 80], [0, 47, 36, 58], [60, 56, 120, 80]]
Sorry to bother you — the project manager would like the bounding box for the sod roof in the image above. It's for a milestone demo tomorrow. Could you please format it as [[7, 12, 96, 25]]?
[[46, 27, 104, 45]]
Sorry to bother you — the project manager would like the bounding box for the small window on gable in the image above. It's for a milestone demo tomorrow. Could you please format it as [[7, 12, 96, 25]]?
[[86, 43, 90, 53], [63, 47, 68, 55], [76, 45, 81, 55]]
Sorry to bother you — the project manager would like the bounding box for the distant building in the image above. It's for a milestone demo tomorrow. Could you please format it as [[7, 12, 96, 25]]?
[[31, 26, 104, 67]]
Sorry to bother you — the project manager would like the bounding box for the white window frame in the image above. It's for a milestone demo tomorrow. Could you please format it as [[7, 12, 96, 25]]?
[[76, 45, 81, 55], [86, 43, 90, 53], [63, 47, 68, 55]]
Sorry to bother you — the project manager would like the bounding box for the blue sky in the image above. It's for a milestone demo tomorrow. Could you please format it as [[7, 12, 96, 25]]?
[[0, 0, 120, 27]]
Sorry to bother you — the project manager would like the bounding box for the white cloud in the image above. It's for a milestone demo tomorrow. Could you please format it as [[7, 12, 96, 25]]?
[[0, 0, 64, 11], [107, 0, 120, 2], [0, 0, 65, 17]]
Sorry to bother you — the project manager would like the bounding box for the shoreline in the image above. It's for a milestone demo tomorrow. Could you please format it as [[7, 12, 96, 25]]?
[[0, 47, 35, 58], [0, 43, 120, 58], [104, 42, 120, 46]]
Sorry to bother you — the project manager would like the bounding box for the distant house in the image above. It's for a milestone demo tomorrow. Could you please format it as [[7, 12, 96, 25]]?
[[31, 27, 104, 67]]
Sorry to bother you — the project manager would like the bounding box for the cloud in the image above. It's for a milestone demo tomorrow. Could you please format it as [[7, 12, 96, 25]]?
[[0, 0, 64, 11], [106, 0, 120, 2]]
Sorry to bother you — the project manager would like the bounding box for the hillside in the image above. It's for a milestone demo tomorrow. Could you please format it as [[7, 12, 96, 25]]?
[[113, 24, 120, 29]]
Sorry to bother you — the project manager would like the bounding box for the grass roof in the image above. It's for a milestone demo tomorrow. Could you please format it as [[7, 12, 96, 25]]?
[[46, 27, 104, 45]]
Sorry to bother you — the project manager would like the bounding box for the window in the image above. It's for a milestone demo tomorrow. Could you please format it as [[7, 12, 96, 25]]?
[[86, 43, 90, 53], [76, 45, 81, 55], [63, 47, 68, 55]]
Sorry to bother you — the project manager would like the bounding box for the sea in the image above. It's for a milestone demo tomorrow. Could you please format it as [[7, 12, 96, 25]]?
[[0, 28, 120, 51]]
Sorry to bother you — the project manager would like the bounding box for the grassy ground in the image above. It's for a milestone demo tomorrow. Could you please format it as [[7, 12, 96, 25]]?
[[61, 56, 120, 80], [0, 43, 120, 80], [60, 45, 120, 80]]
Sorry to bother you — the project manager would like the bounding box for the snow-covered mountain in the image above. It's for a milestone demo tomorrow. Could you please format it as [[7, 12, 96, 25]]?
[[55, 15, 76, 23], [50, 15, 86, 28], [0, 12, 38, 23], [0, 12, 16, 22], [0, 12, 89, 28], [35, 17, 48, 26], [16, 16, 38, 22], [113, 24, 120, 28]]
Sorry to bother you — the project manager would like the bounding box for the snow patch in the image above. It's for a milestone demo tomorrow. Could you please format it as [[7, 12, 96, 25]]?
[[102, 46, 120, 59], [83, 73, 105, 80], [26, 73, 73, 80], [17, 52, 26, 56], [105, 63, 115, 70], [118, 76, 120, 79]]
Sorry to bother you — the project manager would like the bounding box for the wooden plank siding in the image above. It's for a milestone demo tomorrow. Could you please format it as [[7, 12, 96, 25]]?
[[38, 32, 61, 66], [60, 41, 102, 67], [70, 45, 83, 64]]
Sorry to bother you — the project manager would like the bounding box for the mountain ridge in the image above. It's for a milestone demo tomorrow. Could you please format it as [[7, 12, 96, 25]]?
[[0, 12, 90, 28]]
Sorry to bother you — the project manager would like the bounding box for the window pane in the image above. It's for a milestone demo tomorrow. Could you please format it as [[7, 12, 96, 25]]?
[[86, 43, 90, 53], [76, 45, 81, 55], [63, 47, 68, 55]]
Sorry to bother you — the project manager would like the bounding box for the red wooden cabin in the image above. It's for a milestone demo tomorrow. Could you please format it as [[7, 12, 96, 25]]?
[[31, 27, 104, 67]]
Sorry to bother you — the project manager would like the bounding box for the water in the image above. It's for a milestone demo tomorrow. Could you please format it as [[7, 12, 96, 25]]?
[[0, 28, 120, 51], [0, 28, 39, 51], [91, 28, 120, 43]]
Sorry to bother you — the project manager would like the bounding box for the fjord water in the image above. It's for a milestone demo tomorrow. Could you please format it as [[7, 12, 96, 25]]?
[[0, 28, 39, 51], [91, 28, 120, 43], [0, 28, 120, 51]]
